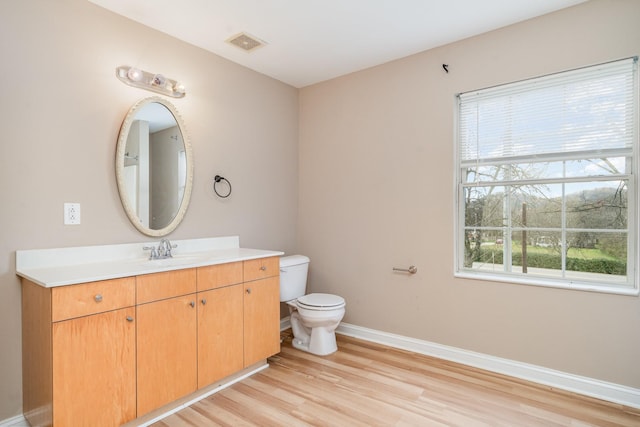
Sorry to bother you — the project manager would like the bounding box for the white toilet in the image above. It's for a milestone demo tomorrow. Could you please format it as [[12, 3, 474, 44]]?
[[279, 255, 346, 356]]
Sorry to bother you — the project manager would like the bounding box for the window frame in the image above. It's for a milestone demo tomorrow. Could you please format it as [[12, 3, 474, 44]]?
[[453, 58, 639, 296]]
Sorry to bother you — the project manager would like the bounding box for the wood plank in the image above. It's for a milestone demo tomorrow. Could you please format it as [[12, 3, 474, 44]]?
[[153, 334, 640, 427]]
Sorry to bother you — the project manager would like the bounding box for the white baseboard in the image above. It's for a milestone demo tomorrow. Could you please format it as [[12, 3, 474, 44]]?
[[281, 316, 640, 409], [334, 322, 640, 409], [0, 414, 28, 427], [280, 316, 292, 331]]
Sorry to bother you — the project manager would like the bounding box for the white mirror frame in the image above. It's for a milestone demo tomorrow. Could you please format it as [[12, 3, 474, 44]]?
[[115, 96, 194, 237]]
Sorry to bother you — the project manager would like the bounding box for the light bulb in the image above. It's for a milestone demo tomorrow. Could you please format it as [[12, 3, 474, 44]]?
[[127, 67, 143, 82], [173, 82, 186, 94], [151, 74, 166, 86]]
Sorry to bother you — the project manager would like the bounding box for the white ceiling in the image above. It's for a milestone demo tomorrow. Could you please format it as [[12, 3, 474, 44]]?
[[89, 0, 588, 88]]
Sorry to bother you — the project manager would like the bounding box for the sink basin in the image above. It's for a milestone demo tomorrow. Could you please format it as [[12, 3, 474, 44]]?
[[147, 254, 202, 267]]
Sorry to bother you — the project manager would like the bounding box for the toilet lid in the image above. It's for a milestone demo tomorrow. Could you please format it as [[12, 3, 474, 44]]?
[[297, 293, 345, 309]]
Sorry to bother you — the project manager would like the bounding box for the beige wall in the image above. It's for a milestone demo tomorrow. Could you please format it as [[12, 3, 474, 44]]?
[[2, 0, 639, 422], [0, 0, 298, 420], [299, 0, 640, 390]]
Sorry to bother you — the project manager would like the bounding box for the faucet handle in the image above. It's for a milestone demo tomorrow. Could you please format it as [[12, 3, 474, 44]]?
[[142, 245, 159, 260], [166, 243, 177, 258]]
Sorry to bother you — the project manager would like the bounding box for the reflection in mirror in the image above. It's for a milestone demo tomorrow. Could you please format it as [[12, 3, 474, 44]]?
[[116, 97, 193, 236]]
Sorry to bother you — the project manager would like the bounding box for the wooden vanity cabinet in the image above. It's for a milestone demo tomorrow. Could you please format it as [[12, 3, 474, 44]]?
[[22, 257, 280, 426], [22, 277, 136, 427], [135, 269, 198, 416]]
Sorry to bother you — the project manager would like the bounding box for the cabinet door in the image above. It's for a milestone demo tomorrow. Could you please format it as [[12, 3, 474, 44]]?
[[243, 276, 281, 366], [52, 307, 136, 427], [197, 285, 243, 388], [136, 295, 197, 416]]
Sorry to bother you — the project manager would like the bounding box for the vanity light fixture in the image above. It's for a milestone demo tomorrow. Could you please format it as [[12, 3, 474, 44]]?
[[116, 65, 186, 98]]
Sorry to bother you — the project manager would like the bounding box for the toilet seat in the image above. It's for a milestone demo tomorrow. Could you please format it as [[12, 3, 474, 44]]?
[[296, 293, 345, 311]]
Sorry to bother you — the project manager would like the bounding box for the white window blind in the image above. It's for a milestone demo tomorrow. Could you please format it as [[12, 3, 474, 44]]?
[[458, 57, 637, 167]]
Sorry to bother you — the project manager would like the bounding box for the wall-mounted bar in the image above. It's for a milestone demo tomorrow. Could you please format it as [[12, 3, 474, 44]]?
[[393, 265, 417, 274]]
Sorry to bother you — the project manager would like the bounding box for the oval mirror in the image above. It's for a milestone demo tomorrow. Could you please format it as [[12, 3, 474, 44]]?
[[115, 96, 193, 236]]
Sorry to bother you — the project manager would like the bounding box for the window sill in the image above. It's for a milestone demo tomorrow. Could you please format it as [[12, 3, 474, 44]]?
[[454, 270, 639, 296]]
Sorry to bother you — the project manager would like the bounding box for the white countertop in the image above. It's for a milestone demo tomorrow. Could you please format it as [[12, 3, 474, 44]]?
[[16, 236, 284, 288]]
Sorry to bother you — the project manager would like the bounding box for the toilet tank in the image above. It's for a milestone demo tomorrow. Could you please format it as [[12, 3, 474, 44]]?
[[279, 255, 310, 302]]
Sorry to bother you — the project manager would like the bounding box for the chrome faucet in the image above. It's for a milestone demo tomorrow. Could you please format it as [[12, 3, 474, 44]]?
[[143, 239, 177, 260], [158, 238, 175, 258]]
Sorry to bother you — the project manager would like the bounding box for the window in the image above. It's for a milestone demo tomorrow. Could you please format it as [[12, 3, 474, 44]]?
[[455, 57, 638, 294]]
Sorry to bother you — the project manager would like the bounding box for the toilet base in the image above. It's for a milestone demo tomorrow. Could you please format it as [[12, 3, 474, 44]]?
[[291, 326, 338, 356], [289, 308, 342, 356]]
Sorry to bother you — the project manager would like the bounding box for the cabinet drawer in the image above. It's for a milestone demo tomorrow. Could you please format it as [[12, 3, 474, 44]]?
[[196, 261, 243, 292], [51, 277, 135, 322], [243, 257, 279, 282], [137, 269, 197, 304]]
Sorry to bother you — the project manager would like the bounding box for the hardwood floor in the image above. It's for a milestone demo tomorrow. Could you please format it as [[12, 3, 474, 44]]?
[[153, 333, 640, 426]]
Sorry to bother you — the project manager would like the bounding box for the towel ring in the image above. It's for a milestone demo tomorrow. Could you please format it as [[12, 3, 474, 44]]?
[[213, 175, 232, 198]]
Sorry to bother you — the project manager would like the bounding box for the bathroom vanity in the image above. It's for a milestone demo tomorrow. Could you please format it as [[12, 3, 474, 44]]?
[[17, 236, 282, 427]]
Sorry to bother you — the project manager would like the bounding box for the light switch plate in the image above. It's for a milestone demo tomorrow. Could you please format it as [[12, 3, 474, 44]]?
[[64, 203, 81, 225]]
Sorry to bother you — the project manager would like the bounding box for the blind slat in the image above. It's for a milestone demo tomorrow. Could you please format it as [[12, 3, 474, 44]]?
[[458, 57, 637, 163]]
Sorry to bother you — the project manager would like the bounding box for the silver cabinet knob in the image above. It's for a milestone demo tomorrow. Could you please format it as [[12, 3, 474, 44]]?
[[260, 266, 267, 271], [246, 288, 252, 294], [201, 298, 207, 305], [189, 301, 195, 308], [94, 294, 103, 303], [126, 316, 134, 322]]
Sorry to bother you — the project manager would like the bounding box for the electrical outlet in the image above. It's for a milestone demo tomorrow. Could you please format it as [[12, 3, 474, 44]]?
[[64, 203, 81, 225]]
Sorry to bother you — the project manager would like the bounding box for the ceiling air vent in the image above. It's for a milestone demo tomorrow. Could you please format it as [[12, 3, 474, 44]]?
[[226, 32, 266, 52]]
